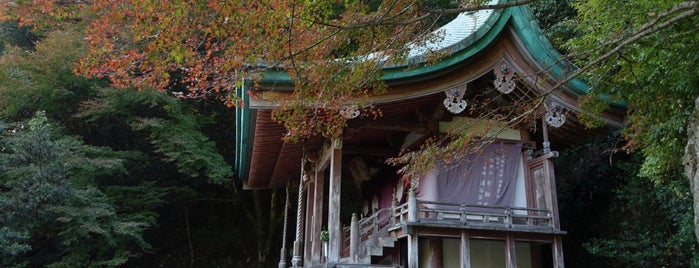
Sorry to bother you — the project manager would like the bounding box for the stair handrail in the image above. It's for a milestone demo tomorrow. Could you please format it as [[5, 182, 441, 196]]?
[[341, 206, 397, 261]]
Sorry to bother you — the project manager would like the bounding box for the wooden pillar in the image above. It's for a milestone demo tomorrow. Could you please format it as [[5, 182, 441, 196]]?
[[543, 158, 561, 230], [304, 180, 315, 264], [460, 231, 470, 268], [408, 188, 417, 222], [505, 233, 517, 268], [408, 233, 419, 268], [327, 138, 343, 263], [310, 170, 325, 264], [542, 118, 564, 267], [349, 213, 359, 263], [390, 197, 397, 225], [541, 118, 560, 230], [542, 118, 551, 154], [553, 235, 565, 268]]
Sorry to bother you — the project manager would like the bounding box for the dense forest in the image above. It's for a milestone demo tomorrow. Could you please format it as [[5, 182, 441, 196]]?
[[0, 23, 283, 267], [1, 0, 698, 267]]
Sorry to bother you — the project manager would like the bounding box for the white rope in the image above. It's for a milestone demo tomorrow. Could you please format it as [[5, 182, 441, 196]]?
[[295, 176, 304, 241], [279, 185, 290, 268], [291, 149, 307, 267], [283, 185, 290, 249]]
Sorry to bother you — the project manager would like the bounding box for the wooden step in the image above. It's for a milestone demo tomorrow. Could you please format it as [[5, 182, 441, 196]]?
[[378, 236, 395, 248], [356, 255, 371, 264], [366, 245, 383, 256]]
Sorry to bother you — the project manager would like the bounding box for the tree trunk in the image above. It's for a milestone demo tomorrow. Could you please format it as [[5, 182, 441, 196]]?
[[682, 96, 699, 243]]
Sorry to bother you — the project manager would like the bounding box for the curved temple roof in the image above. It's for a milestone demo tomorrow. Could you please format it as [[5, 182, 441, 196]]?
[[398, 0, 499, 67], [259, 0, 505, 85], [235, 2, 618, 187]]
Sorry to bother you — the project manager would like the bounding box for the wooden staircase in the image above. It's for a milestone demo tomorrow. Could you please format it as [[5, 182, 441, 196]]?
[[340, 208, 398, 265], [355, 229, 396, 264]]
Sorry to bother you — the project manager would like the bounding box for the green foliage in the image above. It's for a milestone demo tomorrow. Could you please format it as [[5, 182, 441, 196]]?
[[0, 20, 38, 54], [0, 28, 101, 122], [530, 0, 579, 52], [534, 0, 699, 183], [319, 229, 329, 242], [562, 0, 699, 182], [576, 94, 613, 128], [0, 112, 156, 267], [1, 20, 231, 185], [583, 159, 698, 267], [103, 182, 165, 224], [0, 25, 245, 266], [556, 133, 699, 267], [0, 115, 73, 254], [79, 87, 233, 184], [47, 187, 149, 268]]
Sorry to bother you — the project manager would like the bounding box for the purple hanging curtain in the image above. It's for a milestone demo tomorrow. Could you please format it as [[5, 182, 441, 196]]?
[[416, 143, 522, 209]]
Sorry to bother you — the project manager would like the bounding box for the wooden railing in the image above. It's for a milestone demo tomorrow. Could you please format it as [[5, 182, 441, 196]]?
[[340, 190, 554, 264], [393, 202, 410, 224], [410, 200, 553, 228], [388, 189, 554, 229]]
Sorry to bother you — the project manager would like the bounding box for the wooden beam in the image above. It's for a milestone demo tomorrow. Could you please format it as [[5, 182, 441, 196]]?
[[314, 142, 332, 172], [327, 138, 342, 263], [347, 119, 428, 133], [342, 146, 400, 157]]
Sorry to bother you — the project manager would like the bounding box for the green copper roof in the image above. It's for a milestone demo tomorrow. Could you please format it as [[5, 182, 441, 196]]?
[[508, 5, 589, 96]]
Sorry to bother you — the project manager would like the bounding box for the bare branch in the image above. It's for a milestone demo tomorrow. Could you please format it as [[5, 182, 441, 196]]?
[[302, 0, 536, 30], [423, 0, 537, 14]]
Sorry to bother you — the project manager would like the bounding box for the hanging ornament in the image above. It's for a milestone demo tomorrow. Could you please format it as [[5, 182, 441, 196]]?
[[443, 84, 468, 114], [340, 105, 360, 119], [545, 102, 566, 128], [494, 62, 516, 94]]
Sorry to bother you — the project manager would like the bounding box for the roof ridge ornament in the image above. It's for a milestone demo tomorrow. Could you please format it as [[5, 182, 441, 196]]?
[[443, 83, 468, 114], [494, 61, 516, 94], [545, 102, 566, 128]]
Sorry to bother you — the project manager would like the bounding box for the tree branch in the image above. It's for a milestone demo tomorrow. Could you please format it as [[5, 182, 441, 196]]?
[[566, 1, 699, 59], [422, 0, 537, 14], [560, 2, 698, 93]]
